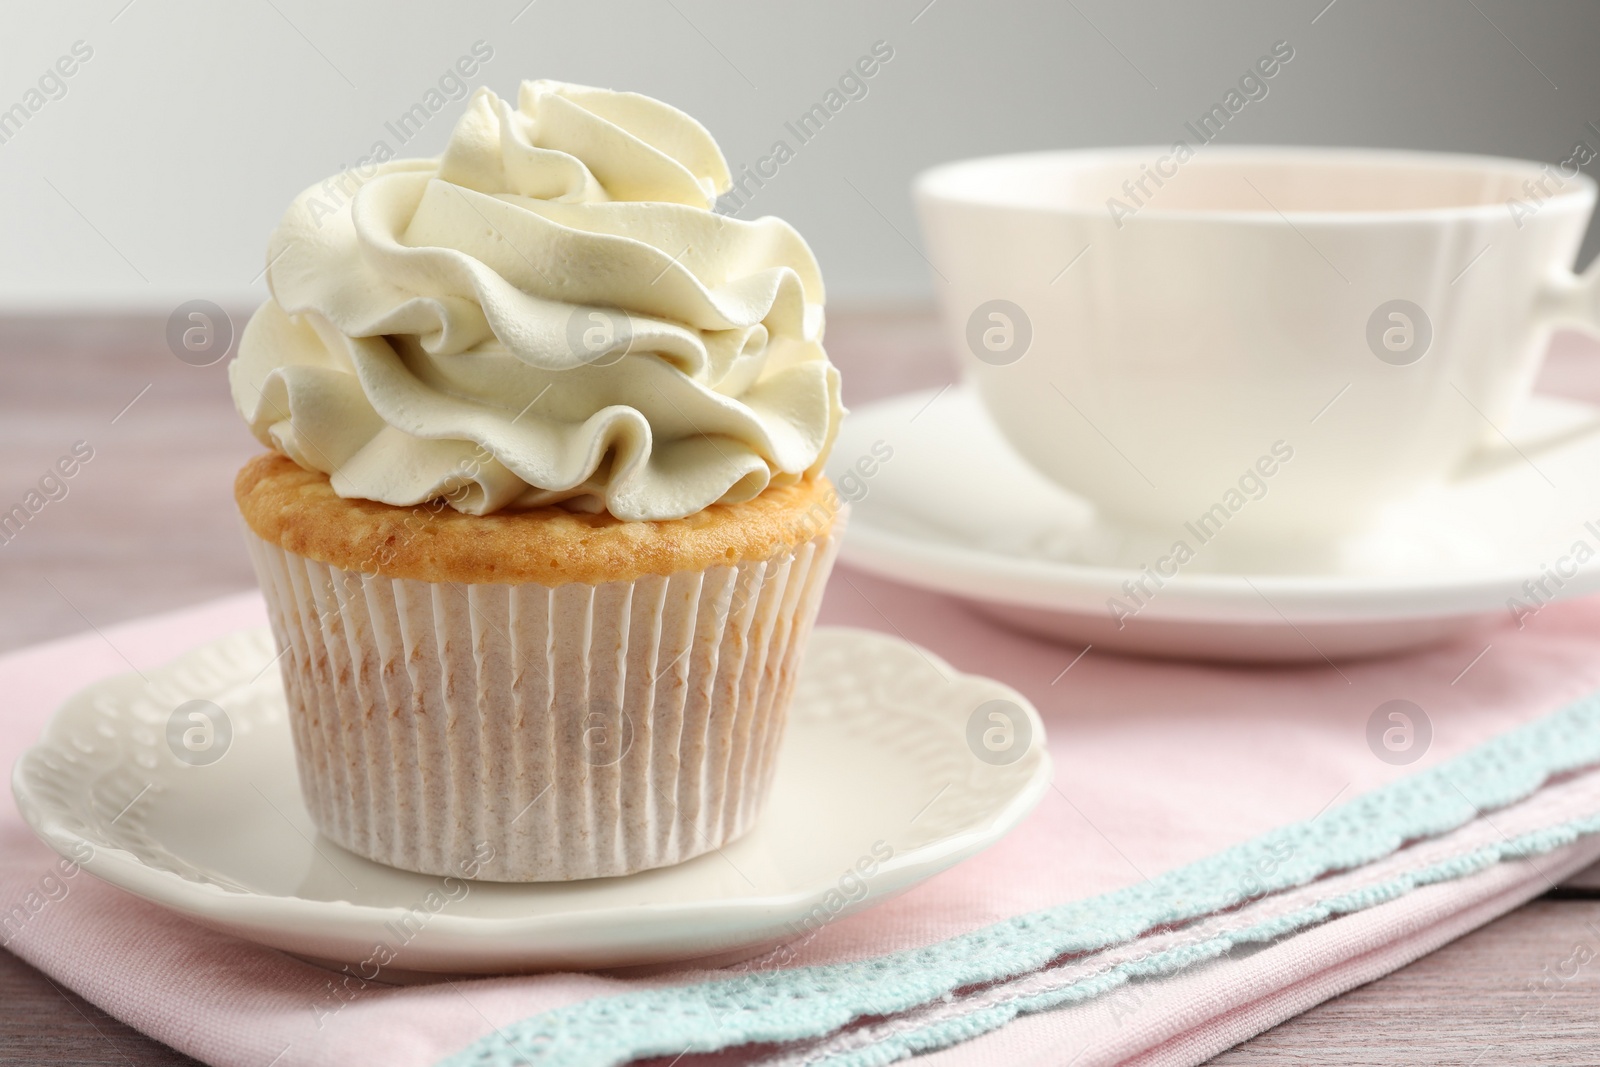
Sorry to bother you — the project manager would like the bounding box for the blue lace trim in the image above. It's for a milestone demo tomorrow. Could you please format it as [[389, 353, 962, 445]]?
[[438, 696, 1600, 1067]]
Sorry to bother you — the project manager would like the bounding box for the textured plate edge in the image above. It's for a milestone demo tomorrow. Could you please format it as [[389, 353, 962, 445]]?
[[9, 624, 1052, 969]]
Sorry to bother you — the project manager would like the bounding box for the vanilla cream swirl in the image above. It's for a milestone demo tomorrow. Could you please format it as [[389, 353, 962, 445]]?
[[230, 80, 842, 521]]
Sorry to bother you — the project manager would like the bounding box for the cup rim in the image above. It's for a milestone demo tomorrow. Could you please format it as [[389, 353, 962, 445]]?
[[914, 144, 1598, 224]]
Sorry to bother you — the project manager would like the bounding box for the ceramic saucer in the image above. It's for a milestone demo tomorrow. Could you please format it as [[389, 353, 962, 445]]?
[[828, 385, 1600, 662], [12, 626, 1049, 974]]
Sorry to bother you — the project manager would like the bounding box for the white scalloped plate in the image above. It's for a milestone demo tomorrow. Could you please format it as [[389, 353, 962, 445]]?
[[12, 626, 1048, 975]]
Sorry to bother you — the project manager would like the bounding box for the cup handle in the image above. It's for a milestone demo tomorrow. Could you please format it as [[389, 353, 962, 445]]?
[[1539, 255, 1600, 333], [1451, 258, 1600, 481]]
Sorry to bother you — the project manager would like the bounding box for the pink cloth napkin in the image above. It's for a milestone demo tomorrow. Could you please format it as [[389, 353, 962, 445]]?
[[4, 569, 1600, 1066]]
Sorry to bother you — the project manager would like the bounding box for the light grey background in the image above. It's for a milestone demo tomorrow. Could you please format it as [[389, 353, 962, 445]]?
[[0, 0, 1595, 311]]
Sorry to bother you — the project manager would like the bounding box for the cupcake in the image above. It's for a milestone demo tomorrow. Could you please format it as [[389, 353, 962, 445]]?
[[229, 80, 844, 882]]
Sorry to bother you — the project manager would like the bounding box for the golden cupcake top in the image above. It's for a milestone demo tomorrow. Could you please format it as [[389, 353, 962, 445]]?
[[229, 79, 843, 523], [236, 453, 839, 585]]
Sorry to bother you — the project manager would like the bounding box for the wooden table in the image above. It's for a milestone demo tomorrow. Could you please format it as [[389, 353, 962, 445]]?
[[2, 311, 1597, 1064]]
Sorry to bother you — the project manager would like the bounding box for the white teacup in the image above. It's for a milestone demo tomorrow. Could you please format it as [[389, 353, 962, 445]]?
[[915, 146, 1600, 563]]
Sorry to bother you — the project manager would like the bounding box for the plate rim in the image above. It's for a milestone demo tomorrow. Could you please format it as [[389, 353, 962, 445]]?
[[12, 624, 1052, 966], [834, 387, 1600, 624]]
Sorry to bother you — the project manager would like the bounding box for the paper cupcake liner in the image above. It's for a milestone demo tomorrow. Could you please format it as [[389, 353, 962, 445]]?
[[243, 524, 840, 882]]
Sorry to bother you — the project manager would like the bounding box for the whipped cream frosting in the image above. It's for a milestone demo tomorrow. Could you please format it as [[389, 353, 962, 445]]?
[[230, 79, 842, 521]]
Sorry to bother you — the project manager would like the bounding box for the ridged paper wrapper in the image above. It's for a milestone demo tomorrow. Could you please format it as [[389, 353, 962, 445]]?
[[243, 524, 840, 881]]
